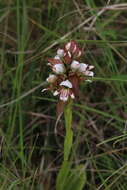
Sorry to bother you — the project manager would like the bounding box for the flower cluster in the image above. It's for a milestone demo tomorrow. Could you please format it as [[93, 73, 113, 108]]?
[[42, 40, 94, 102]]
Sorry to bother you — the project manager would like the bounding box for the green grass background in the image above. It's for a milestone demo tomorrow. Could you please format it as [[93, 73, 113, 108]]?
[[0, 0, 127, 189]]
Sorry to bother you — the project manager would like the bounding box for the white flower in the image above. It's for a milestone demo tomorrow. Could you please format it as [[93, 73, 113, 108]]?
[[60, 80, 72, 88], [46, 74, 57, 83], [78, 63, 88, 73], [53, 80, 74, 101], [53, 88, 75, 102], [57, 49, 64, 57], [71, 60, 80, 71], [52, 64, 65, 74], [59, 89, 75, 102]]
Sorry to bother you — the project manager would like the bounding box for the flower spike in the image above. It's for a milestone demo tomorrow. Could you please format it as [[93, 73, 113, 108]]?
[[42, 40, 95, 105]]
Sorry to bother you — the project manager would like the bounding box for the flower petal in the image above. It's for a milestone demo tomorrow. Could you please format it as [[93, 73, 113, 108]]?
[[60, 80, 72, 88], [60, 89, 69, 102]]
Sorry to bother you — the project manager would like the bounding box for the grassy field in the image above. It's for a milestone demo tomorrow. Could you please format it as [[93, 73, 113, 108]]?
[[0, 0, 127, 189]]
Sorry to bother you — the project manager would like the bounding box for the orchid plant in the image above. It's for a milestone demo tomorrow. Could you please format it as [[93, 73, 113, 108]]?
[[42, 41, 94, 190]]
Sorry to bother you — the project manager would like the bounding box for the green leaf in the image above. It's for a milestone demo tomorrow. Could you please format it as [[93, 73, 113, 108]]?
[[57, 164, 87, 190], [56, 161, 71, 190], [94, 75, 127, 82], [66, 165, 86, 190]]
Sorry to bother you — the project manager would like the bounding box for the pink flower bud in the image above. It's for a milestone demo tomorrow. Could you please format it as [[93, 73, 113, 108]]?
[[65, 41, 77, 53]]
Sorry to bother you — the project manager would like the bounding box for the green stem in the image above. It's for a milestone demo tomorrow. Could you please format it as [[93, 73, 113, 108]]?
[[64, 100, 73, 161], [56, 100, 73, 190]]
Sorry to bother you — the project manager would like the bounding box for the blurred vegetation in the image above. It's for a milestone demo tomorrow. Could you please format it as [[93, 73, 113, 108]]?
[[0, 0, 127, 189]]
